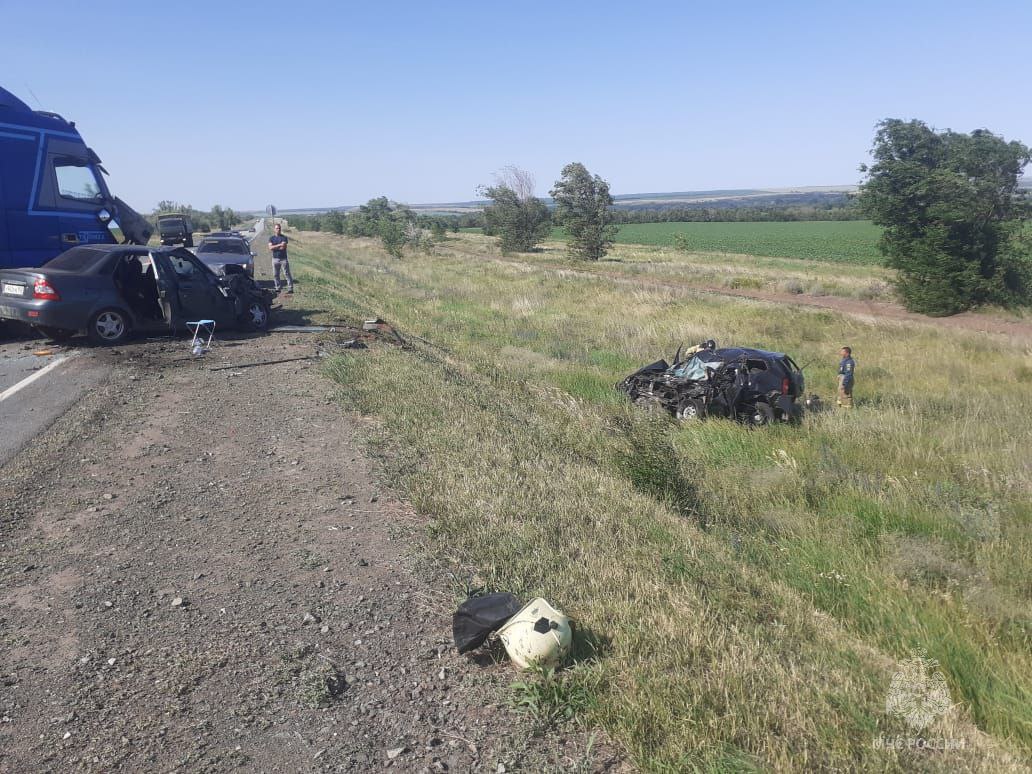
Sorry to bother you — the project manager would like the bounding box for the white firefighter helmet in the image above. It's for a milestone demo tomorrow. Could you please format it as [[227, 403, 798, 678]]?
[[497, 598, 573, 670]]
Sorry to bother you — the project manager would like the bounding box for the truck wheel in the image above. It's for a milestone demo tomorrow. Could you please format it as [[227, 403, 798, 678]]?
[[87, 308, 130, 345], [36, 326, 76, 342]]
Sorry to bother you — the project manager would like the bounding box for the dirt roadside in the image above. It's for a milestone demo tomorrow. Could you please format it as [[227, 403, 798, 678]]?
[[0, 319, 615, 771]]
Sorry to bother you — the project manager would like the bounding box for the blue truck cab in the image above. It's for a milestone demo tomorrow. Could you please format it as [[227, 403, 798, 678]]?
[[0, 86, 150, 271]]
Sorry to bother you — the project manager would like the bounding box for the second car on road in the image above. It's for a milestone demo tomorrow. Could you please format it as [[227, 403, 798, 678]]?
[[194, 235, 256, 277]]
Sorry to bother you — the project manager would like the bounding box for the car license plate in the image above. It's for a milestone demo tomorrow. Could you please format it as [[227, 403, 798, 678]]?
[[2, 282, 25, 296]]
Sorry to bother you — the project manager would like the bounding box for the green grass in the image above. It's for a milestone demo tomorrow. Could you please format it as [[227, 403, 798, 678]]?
[[602, 221, 883, 265], [282, 229, 1030, 771], [474, 220, 884, 266]]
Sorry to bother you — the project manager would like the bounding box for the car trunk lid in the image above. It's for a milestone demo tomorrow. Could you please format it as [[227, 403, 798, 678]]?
[[1, 270, 42, 298]]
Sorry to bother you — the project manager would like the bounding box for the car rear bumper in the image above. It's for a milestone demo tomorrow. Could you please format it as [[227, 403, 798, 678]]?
[[0, 298, 87, 330]]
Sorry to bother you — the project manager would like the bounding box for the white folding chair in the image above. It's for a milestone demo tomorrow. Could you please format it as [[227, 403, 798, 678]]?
[[187, 319, 216, 355]]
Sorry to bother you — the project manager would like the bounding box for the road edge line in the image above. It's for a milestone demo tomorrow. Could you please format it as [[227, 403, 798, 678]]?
[[0, 354, 75, 403]]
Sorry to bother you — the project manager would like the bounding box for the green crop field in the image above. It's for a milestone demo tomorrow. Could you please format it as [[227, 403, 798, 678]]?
[[609, 221, 884, 265]]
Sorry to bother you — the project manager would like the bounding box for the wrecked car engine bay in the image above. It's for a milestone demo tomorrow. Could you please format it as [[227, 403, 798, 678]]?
[[618, 343, 806, 425]]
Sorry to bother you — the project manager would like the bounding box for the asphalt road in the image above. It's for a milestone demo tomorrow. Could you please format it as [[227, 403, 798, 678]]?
[[0, 335, 112, 467]]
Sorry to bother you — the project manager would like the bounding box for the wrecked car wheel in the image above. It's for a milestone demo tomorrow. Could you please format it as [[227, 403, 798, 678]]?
[[744, 403, 775, 427], [87, 308, 130, 345], [240, 301, 270, 331], [676, 398, 706, 421], [35, 325, 76, 342]]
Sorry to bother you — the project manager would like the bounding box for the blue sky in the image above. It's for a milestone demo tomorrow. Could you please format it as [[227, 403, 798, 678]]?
[[4, 0, 1030, 211]]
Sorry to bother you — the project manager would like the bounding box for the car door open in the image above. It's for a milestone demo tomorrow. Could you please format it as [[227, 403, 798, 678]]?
[[166, 249, 235, 326]]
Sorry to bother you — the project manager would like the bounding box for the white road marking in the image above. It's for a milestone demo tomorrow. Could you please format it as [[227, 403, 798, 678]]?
[[0, 354, 76, 403]]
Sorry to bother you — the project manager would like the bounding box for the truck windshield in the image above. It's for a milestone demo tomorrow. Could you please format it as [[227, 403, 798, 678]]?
[[55, 162, 104, 202]]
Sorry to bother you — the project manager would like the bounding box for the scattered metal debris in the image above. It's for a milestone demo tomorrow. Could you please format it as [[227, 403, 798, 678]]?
[[333, 339, 367, 350], [208, 356, 319, 372], [269, 325, 338, 333]]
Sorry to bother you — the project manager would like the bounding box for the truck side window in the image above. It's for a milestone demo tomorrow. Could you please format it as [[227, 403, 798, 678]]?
[[55, 163, 102, 202]]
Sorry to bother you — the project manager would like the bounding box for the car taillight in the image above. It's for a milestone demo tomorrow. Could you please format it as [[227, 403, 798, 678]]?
[[781, 377, 790, 395], [33, 277, 60, 300]]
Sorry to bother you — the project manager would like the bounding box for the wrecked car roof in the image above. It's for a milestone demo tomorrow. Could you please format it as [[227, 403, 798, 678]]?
[[699, 347, 790, 361], [56, 245, 191, 258]]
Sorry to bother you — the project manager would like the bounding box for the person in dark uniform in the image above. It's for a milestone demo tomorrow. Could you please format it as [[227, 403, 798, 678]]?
[[837, 346, 856, 408], [268, 223, 293, 294]]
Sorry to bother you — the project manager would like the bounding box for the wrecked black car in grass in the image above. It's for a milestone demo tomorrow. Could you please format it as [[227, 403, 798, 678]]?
[[619, 345, 805, 425], [0, 245, 272, 344]]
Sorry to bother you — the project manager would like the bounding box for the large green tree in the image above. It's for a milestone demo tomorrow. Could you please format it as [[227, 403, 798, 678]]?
[[549, 162, 618, 261], [859, 119, 1031, 315], [478, 166, 551, 253]]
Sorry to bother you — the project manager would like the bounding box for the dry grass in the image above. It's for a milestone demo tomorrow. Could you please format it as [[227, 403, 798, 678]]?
[[284, 228, 1030, 771]]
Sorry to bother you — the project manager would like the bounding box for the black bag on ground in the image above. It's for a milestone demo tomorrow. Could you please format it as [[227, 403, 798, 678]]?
[[452, 593, 523, 654]]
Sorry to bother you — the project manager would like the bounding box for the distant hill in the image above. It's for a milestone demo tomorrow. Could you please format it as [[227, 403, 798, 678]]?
[[261, 186, 860, 216]]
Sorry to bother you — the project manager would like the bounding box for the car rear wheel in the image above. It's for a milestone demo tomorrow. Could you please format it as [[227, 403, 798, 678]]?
[[87, 308, 130, 345], [36, 325, 76, 341], [744, 402, 774, 427]]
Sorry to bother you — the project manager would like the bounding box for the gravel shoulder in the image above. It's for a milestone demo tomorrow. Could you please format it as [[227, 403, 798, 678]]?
[[0, 319, 615, 772]]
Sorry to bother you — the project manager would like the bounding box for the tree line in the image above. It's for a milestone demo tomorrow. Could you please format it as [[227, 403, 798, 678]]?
[[282, 162, 618, 261], [286, 197, 451, 258], [151, 201, 244, 232], [284, 123, 1032, 316]]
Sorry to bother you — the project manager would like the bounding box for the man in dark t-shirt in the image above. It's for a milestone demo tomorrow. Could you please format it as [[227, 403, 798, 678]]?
[[837, 346, 856, 408], [268, 223, 293, 293]]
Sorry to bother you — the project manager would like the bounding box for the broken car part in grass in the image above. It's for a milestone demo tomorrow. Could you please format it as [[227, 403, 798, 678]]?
[[452, 593, 573, 670], [619, 343, 806, 425]]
